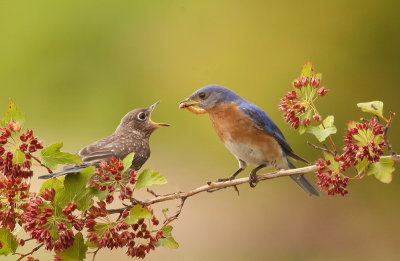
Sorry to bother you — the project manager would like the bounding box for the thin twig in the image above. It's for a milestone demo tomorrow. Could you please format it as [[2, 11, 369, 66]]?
[[31, 155, 53, 174], [15, 243, 44, 261], [90, 248, 101, 261], [307, 141, 334, 154], [163, 197, 187, 227], [106, 154, 400, 215], [147, 188, 159, 197], [383, 112, 396, 155]]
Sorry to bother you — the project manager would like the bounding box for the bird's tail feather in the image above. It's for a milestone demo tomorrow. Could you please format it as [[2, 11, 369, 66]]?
[[288, 160, 320, 196], [38, 167, 87, 179]]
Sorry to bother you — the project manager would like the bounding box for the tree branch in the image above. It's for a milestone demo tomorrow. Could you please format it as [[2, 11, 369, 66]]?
[[105, 154, 400, 215]]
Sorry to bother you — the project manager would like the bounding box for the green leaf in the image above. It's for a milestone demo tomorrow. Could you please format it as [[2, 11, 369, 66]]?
[[85, 239, 98, 249], [56, 232, 87, 261], [55, 167, 95, 209], [40, 142, 82, 169], [367, 158, 394, 184], [12, 150, 25, 164], [40, 178, 64, 193], [306, 125, 337, 142], [75, 189, 94, 212], [125, 205, 152, 225], [323, 115, 335, 128], [155, 226, 179, 249], [88, 187, 108, 201], [298, 125, 307, 135], [123, 152, 135, 172], [0, 99, 25, 127], [0, 228, 18, 256], [300, 61, 313, 77], [357, 101, 384, 118], [356, 159, 369, 174], [323, 152, 339, 173], [135, 169, 167, 189], [12, 224, 22, 237]]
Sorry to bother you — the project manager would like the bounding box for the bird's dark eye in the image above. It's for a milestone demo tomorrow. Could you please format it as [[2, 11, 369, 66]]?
[[198, 92, 206, 99], [137, 112, 147, 121]]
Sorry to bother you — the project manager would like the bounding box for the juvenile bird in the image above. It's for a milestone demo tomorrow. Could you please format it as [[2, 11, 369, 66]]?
[[38, 102, 169, 179], [179, 85, 319, 196]]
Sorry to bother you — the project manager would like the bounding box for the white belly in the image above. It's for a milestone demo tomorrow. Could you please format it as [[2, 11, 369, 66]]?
[[224, 141, 289, 169]]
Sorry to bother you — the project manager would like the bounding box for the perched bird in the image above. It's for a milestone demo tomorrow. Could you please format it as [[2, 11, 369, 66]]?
[[179, 85, 319, 196], [38, 102, 169, 179]]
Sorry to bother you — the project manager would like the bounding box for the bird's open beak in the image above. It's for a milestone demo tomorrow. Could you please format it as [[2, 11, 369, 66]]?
[[179, 97, 200, 109], [148, 101, 170, 127]]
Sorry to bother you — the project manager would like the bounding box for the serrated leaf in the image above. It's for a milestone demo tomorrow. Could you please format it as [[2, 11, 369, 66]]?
[[0, 228, 18, 256], [125, 205, 152, 225], [88, 187, 108, 201], [41, 142, 82, 169], [56, 232, 87, 261], [323, 115, 335, 128], [306, 125, 337, 142], [75, 189, 94, 212], [55, 167, 95, 209], [40, 178, 64, 193], [123, 152, 135, 172], [300, 61, 313, 77], [0, 100, 25, 127], [357, 101, 384, 118], [367, 158, 394, 184], [155, 226, 179, 249], [135, 169, 167, 189]]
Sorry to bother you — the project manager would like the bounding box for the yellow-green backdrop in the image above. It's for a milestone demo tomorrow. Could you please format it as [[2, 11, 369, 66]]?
[[1, 0, 399, 260]]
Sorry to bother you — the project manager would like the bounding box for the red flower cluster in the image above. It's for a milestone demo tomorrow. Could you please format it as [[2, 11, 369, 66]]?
[[22, 189, 83, 251], [338, 118, 386, 171], [86, 201, 163, 259], [0, 124, 42, 179], [279, 75, 328, 129], [0, 122, 44, 231], [90, 157, 137, 203], [315, 159, 349, 196], [279, 91, 305, 129]]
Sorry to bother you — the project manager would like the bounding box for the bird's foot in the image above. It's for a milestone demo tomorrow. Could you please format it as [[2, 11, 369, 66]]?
[[249, 172, 258, 188]]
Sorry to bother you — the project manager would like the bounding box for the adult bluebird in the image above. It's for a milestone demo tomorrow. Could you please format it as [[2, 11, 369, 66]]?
[[39, 102, 169, 179], [179, 85, 319, 196]]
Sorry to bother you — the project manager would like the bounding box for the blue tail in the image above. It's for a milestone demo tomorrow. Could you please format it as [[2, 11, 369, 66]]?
[[38, 166, 87, 179], [288, 161, 320, 196]]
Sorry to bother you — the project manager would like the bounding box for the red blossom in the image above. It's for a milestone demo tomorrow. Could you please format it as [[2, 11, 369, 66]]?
[[85, 201, 163, 259], [317, 87, 328, 96], [339, 118, 386, 171], [315, 158, 349, 196]]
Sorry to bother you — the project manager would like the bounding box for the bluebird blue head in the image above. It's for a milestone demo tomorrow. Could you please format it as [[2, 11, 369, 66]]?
[[179, 84, 240, 110]]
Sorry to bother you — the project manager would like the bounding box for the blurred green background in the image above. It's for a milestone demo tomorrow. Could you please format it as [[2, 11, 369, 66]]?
[[1, 0, 399, 260]]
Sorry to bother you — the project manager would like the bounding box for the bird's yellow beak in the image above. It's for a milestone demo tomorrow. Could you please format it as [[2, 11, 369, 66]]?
[[179, 98, 200, 109], [148, 101, 170, 127]]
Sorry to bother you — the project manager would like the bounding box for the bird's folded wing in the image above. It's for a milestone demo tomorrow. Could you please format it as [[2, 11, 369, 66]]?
[[239, 102, 308, 163], [78, 146, 116, 165]]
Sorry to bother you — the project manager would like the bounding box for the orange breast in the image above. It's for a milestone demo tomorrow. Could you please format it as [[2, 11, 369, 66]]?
[[207, 103, 284, 161]]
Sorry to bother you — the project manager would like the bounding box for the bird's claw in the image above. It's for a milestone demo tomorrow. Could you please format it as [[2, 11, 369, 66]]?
[[249, 174, 258, 188]]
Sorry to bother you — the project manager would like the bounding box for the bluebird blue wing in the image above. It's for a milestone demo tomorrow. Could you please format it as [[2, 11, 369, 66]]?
[[238, 100, 308, 163]]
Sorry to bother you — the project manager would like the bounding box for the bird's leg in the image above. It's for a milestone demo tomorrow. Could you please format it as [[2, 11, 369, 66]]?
[[218, 160, 247, 182], [249, 164, 267, 188]]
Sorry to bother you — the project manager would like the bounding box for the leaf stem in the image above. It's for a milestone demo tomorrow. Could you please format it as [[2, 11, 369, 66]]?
[[31, 155, 53, 173]]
